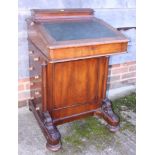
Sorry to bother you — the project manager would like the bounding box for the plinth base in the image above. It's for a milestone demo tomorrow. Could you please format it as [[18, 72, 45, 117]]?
[[29, 97, 120, 151]]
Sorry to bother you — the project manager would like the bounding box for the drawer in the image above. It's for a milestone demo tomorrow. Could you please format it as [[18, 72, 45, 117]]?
[[50, 42, 127, 61]]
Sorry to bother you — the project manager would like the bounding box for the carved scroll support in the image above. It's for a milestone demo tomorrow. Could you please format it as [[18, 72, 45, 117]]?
[[29, 100, 61, 151], [95, 98, 120, 132]]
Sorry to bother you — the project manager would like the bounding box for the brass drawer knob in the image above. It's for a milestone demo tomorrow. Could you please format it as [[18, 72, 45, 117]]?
[[34, 75, 39, 79], [29, 67, 34, 71], [33, 57, 39, 61]]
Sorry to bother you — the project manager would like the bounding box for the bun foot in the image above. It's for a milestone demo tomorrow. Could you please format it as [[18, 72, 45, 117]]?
[[46, 142, 61, 151]]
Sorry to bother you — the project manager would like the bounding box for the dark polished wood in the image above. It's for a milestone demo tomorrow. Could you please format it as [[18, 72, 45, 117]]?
[[95, 98, 120, 132], [41, 61, 47, 112], [27, 8, 128, 151], [29, 100, 61, 151]]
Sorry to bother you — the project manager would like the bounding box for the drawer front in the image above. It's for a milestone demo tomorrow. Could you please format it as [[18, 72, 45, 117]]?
[[50, 42, 127, 61], [28, 42, 46, 100]]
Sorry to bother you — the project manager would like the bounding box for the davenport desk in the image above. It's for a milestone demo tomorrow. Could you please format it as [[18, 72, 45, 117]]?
[[27, 9, 128, 151]]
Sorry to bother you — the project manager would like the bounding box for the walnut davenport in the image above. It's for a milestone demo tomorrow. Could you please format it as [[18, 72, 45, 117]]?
[[27, 9, 128, 151]]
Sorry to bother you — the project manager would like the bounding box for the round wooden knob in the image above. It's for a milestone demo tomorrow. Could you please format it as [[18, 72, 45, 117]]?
[[33, 57, 39, 61], [29, 67, 34, 71], [35, 91, 40, 95], [30, 82, 34, 86], [36, 107, 40, 110], [29, 50, 34, 55], [34, 75, 39, 79], [30, 22, 34, 26], [30, 97, 34, 100]]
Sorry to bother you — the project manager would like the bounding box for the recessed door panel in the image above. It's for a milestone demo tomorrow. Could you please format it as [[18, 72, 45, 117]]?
[[53, 58, 99, 109]]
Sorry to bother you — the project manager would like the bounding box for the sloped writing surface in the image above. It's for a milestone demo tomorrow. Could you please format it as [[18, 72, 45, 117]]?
[[43, 20, 117, 41]]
